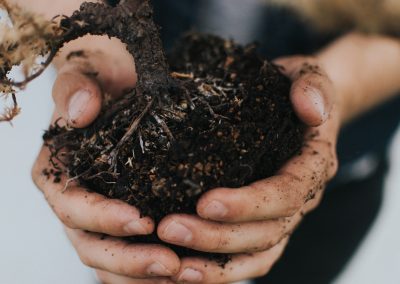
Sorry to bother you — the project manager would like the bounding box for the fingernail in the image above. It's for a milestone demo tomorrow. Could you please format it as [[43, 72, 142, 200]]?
[[178, 268, 203, 283], [68, 89, 93, 122], [307, 88, 328, 121], [147, 262, 172, 276], [204, 200, 228, 219], [163, 221, 193, 244], [124, 220, 147, 235]]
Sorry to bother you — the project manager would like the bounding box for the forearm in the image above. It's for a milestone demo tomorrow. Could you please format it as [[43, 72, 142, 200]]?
[[9, 0, 129, 69], [9, 0, 91, 19], [318, 33, 400, 124]]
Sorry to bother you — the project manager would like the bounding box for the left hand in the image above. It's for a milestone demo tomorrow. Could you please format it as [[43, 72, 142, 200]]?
[[155, 56, 340, 283]]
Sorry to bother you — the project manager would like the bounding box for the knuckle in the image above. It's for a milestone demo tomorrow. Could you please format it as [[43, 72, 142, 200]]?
[[259, 239, 275, 252], [86, 193, 107, 208], [79, 254, 95, 269], [212, 226, 225, 251], [319, 141, 339, 178], [286, 192, 303, 216], [257, 222, 286, 252], [328, 155, 339, 178], [308, 200, 320, 212], [31, 162, 40, 188], [306, 191, 324, 213], [53, 205, 77, 228], [77, 248, 95, 268], [95, 270, 109, 284], [93, 200, 123, 232], [273, 176, 304, 217], [117, 263, 143, 278], [265, 224, 287, 250], [31, 159, 45, 192], [254, 262, 272, 278], [96, 219, 118, 234], [58, 213, 76, 228]]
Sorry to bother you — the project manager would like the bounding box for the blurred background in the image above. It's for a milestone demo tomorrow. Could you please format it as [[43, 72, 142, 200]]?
[[0, 64, 399, 284], [1, 0, 400, 283]]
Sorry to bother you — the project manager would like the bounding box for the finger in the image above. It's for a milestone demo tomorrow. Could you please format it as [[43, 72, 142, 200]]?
[[66, 228, 180, 278], [96, 270, 174, 284], [32, 146, 154, 236], [53, 61, 103, 128], [173, 238, 289, 284], [158, 214, 300, 253], [53, 50, 137, 128], [197, 126, 338, 222], [274, 56, 335, 127]]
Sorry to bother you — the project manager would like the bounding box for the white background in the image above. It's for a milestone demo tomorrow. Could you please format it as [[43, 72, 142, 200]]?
[[0, 70, 399, 284]]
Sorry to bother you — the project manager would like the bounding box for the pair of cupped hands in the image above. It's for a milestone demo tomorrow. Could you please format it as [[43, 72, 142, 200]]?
[[32, 43, 340, 284]]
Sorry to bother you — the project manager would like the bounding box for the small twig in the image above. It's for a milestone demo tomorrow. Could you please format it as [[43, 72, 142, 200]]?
[[183, 89, 196, 110], [86, 171, 119, 184], [0, 93, 21, 123], [183, 179, 202, 195], [151, 112, 175, 141], [116, 99, 153, 149], [201, 98, 216, 117], [108, 99, 153, 169], [160, 107, 186, 120], [138, 130, 144, 154], [183, 179, 201, 189], [199, 97, 230, 120], [62, 174, 83, 193], [0, 48, 58, 89], [171, 72, 194, 79]]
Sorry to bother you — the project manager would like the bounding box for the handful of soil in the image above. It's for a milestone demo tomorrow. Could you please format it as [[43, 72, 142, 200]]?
[[45, 32, 304, 261], [0, 0, 305, 263], [46, 32, 305, 220]]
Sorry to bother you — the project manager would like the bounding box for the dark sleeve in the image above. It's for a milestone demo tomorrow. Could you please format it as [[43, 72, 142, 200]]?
[[105, 0, 119, 6]]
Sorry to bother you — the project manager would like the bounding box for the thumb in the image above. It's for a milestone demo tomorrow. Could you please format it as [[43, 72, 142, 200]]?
[[274, 56, 335, 127], [52, 61, 103, 128], [52, 48, 137, 128]]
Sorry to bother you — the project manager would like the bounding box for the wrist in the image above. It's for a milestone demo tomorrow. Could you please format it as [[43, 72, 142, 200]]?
[[316, 46, 354, 126], [9, 0, 92, 19], [317, 32, 400, 125]]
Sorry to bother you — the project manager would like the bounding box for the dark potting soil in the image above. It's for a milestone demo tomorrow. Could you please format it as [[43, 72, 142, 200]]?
[[44, 33, 305, 263]]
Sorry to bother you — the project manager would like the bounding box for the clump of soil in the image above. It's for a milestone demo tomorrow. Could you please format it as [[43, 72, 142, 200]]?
[[1, 0, 304, 263], [44, 32, 304, 262], [45, 32, 304, 222]]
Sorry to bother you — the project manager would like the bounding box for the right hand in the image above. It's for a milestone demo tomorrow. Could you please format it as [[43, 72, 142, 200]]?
[[31, 37, 180, 282]]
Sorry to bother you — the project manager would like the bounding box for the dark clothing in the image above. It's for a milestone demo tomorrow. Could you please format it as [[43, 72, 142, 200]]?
[[108, 0, 400, 283]]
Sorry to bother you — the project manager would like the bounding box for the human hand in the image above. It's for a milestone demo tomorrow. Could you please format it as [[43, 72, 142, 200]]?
[[32, 38, 180, 280], [156, 56, 340, 283]]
